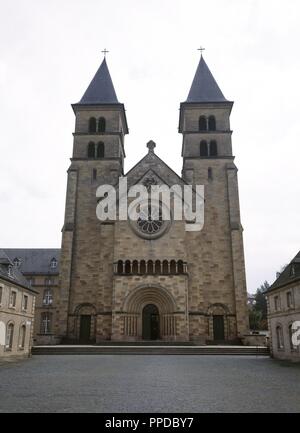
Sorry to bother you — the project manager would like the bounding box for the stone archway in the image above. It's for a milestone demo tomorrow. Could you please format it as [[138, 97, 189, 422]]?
[[122, 284, 177, 341], [142, 304, 160, 340], [74, 303, 97, 343], [207, 303, 230, 341]]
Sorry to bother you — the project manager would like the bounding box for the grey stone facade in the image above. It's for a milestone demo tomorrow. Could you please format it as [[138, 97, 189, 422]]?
[[55, 56, 249, 343], [266, 251, 300, 362]]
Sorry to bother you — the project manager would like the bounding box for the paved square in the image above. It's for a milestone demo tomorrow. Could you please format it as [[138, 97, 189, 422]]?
[[0, 355, 300, 412]]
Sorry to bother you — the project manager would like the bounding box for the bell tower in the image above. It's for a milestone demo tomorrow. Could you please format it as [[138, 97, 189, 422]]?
[[179, 54, 233, 183], [57, 57, 128, 342], [179, 54, 249, 339], [72, 57, 128, 178]]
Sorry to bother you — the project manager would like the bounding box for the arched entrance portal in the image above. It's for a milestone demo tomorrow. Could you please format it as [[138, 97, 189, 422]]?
[[122, 284, 178, 341], [142, 304, 160, 340]]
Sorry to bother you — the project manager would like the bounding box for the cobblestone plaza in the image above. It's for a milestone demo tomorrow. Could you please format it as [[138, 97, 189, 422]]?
[[0, 355, 300, 412]]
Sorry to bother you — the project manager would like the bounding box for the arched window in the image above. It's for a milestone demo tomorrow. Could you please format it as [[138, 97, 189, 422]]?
[[43, 289, 53, 306], [132, 260, 139, 275], [117, 260, 123, 274], [200, 140, 208, 157], [97, 142, 104, 158], [87, 142, 95, 158], [208, 116, 216, 131], [89, 117, 97, 133], [199, 116, 207, 131], [148, 260, 154, 274], [19, 324, 26, 349], [155, 260, 161, 275], [288, 324, 295, 350], [162, 260, 169, 274], [6, 323, 14, 349], [140, 260, 146, 274], [208, 167, 213, 180], [125, 260, 131, 274], [210, 140, 218, 157], [41, 312, 52, 334], [178, 260, 184, 274], [98, 117, 106, 133], [170, 260, 176, 274], [276, 325, 284, 349]]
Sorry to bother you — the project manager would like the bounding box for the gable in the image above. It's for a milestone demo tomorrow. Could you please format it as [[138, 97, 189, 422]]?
[[125, 149, 187, 189]]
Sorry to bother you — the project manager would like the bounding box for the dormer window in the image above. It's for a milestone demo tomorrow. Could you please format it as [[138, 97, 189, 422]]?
[[8, 265, 13, 278], [50, 258, 57, 269], [290, 265, 295, 277], [13, 258, 21, 267]]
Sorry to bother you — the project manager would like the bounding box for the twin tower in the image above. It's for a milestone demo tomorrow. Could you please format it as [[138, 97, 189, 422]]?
[[55, 55, 249, 343]]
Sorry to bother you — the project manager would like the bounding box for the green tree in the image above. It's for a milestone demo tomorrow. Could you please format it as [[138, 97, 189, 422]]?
[[249, 281, 269, 330]]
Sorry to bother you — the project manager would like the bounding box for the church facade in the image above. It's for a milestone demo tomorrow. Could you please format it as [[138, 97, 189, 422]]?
[[54, 55, 249, 344]]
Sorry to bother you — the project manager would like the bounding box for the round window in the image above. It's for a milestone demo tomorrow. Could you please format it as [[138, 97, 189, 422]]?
[[129, 201, 171, 240]]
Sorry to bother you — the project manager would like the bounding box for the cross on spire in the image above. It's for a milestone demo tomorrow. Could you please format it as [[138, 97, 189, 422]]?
[[197, 46, 205, 56], [101, 48, 109, 57]]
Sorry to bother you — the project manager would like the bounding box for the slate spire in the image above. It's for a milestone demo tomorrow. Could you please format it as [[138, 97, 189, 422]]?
[[79, 57, 119, 104], [186, 55, 227, 103]]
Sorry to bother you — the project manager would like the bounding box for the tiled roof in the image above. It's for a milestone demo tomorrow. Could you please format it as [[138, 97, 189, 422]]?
[[268, 251, 300, 292], [0, 249, 30, 288], [186, 55, 227, 103], [78, 58, 119, 104], [3, 249, 60, 275]]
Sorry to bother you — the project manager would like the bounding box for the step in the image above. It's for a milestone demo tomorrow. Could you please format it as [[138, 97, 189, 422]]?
[[32, 345, 270, 356]]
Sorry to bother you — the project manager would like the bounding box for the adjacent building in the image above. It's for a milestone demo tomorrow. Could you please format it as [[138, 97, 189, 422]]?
[[3, 249, 60, 345], [266, 251, 300, 361], [0, 250, 37, 358]]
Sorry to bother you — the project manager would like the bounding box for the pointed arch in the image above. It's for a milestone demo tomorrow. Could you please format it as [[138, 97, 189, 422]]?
[[200, 140, 208, 157]]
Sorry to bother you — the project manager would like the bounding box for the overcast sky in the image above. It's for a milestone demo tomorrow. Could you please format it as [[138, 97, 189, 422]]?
[[0, 0, 299, 293]]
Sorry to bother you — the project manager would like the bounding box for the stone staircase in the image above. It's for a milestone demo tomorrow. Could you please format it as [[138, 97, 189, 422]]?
[[32, 344, 270, 356]]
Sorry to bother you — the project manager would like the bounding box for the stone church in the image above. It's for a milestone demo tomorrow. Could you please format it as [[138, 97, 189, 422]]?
[[53, 54, 249, 344], [3, 56, 249, 345]]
